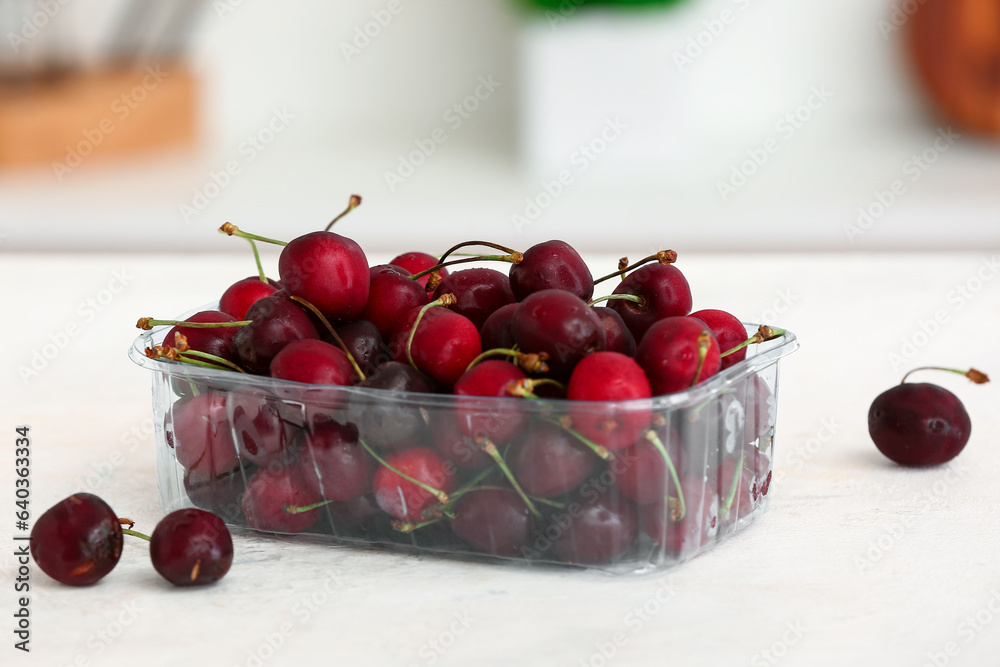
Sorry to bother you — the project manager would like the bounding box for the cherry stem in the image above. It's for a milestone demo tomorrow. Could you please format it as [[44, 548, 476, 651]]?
[[460, 485, 567, 509], [720, 452, 745, 519], [392, 518, 444, 534], [510, 377, 566, 399], [900, 367, 991, 385], [359, 439, 449, 505], [437, 240, 519, 266], [246, 239, 268, 284], [408, 253, 523, 282], [465, 348, 549, 374], [690, 333, 711, 387], [218, 223, 288, 247], [137, 317, 252, 331], [283, 499, 336, 515], [406, 295, 456, 371], [587, 293, 645, 307], [289, 296, 366, 382], [122, 529, 151, 542], [592, 250, 677, 285], [645, 430, 685, 521], [720, 326, 787, 358], [478, 438, 542, 518], [179, 350, 247, 374], [543, 416, 613, 460], [324, 194, 363, 231]]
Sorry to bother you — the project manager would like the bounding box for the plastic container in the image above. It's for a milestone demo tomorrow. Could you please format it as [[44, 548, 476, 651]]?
[[130, 318, 797, 574]]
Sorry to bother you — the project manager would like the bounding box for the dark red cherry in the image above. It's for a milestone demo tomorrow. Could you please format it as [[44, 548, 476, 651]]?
[[432, 268, 516, 329], [635, 316, 721, 396], [567, 352, 651, 451], [229, 387, 298, 467], [550, 492, 638, 564], [717, 454, 763, 527], [508, 239, 594, 302], [373, 447, 455, 523], [347, 361, 433, 450], [389, 306, 481, 387], [278, 231, 370, 321], [219, 277, 282, 320], [296, 421, 373, 502], [170, 393, 240, 483], [333, 320, 388, 378], [164, 310, 240, 364], [234, 294, 319, 375], [269, 339, 357, 386], [642, 475, 719, 554], [149, 509, 233, 587], [479, 303, 519, 350], [690, 309, 747, 369], [242, 464, 322, 533], [453, 360, 529, 443], [510, 289, 605, 376], [451, 489, 534, 557], [31, 493, 123, 586], [592, 306, 636, 357], [324, 493, 381, 536], [361, 265, 430, 339], [429, 411, 493, 470], [613, 427, 680, 505], [869, 383, 972, 466], [610, 263, 693, 341], [509, 421, 596, 498], [184, 469, 246, 525], [390, 251, 450, 294]]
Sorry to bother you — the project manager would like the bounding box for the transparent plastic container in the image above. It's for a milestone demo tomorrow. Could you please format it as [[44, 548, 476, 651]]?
[[130, 318, 798, 574]]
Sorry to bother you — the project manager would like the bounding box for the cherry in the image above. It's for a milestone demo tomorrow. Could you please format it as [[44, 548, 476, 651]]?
[[509, 421, 596, 498], [164, 310, 240, 364], [31, 493, 123, 586], [219, 277, 282, 320], [390, 251, 449, 294], [451, 489, 534, 557], [242, 464, 323, 533], [296, 421, 373, 502], [361, 265, 431, 339], [389, 303, 482, 387], [324, 493, 381, 536], [269, 339, 357, 386], [510, 289, 606, 376], [508, 239, 594, 302], [149, 509, 233, 587], [432, 268, 516, 330], [170, 393, 240, 483], [333, 319, 388, 378], [642, 475, 719, 554], [635, 316, 721, 395], [347, 361, 433, 450], [278, 231, 370, 321], [372, 447, 455, 522], [613, 427, 681, 505], [453, 360, 529, 443], [550, 492, 638, 564], [717, 453, 763, 527], [567, 352, 651, 451], [592, 306, 636, 357], [429, 410, 493, 470], [479, 303, 519, 351], [609, 262, 693, 341], [690, 309, 747, 370], [184, 468, 246, 525], [869, 367, 988, 466], [229, 387, 298, 467], [234, 293, 319, 375]]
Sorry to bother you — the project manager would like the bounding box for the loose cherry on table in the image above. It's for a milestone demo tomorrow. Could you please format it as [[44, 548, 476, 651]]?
[[149, 509, 234, 587], [31, 493, 123, 586]]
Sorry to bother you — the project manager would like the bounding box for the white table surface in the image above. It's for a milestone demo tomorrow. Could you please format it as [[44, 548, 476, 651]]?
[[3, 250, 999, 667]]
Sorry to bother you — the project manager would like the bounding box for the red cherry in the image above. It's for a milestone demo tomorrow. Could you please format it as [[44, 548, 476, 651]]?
[[229, 387, 297, 467], [453, 360, 529, 443], [347, 362, 433, 450], [389, 306, 482, 387], [361, 265, 430, 339], [510, 289, 606, 376], [31, 494, 123, 586], [373, 447, 455, 522], [296, 421, 373, 502], [451, 489, 534, 557], [567, 352, 651, 451], [429, 411, 493, 470], [390, 251, 450, 294], [269, 339, 357, 386], [508, 239, 594, 302], [333, 319, 388, 378], [170, 393, 240, 484], [869, 383, 972, 466], [613, 429, 680, 505], [242, 465, 322, 533], [479, 303, 519, 350], [550, 492, 638, 564], [592, 306, 636, 357], [219, 277, 282, 320], [690, 309, 747, 369], [610, 263, 693, 341], [635, 316, 721, 395], [234, 294, 319, 375], [509, 421, 596, 498], [642, 475, 719, 554], [432, 268, 516, 330], [149, 509, 233, 587], [164, 310, 240, 364], [278, 231, 370, 321]]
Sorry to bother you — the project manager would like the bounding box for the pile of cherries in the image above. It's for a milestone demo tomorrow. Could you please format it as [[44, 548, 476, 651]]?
[[136, 198, 786, 566]]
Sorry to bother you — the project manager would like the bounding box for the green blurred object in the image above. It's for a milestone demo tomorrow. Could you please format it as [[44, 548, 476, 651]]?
[[527, 0, 687, 9]]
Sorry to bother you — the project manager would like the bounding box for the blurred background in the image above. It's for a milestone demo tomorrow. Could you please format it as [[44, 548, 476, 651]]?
[[0, 0, 998, 253]]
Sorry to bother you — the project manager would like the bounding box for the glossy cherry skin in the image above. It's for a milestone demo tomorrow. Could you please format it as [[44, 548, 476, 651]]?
[[510, 289, 606, 376], [31, 493, 123, 586], [373, 447, 456, 523], [234, 294, 319, 375], [432, 268, 516, 330], [242, 465, 323, 533], [347, 362, 433, 450], [642, 475, 719, 554], [610, 263, 693, 341], [269, 339, 357, 386], [690, 309, 747, 369], [479, 303, 519, 351], [278, 231, 370, 321], [429, 410, 493, 470], [509, 421, 596, 498], [333, 320, 388, 378], [164, 310, 240, 364], [550, 492, 638, 564], [567, 352, 652, 451], [390, 251, 449, 294], [635, 316, 721, 396], [453, 360, 529, 443], [219, 277, 282, 320], [592, 307, 636, 357], [361, 265, 430, 339], [451, 489, 534, 557], [869, 382, 972, 466], [508, 239, 594, 302], [389, 306, 482, 387], [149, 509, 233, 587], [229, 387, 298, 467], [171, 393, 240, 483], [296, 421, 373, 502]]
